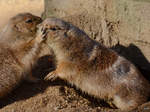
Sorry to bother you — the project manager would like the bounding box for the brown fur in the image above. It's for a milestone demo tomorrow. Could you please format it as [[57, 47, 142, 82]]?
[[42, 18, 150, 111], [0, 13, 46, 98]]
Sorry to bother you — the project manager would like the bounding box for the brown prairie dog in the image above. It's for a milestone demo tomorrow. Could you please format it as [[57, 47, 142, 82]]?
[[0, 13, 46, 98], [41, 18, 150, 111]]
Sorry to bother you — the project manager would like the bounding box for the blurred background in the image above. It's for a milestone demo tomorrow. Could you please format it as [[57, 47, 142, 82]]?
[[0, 0, 44, 30]]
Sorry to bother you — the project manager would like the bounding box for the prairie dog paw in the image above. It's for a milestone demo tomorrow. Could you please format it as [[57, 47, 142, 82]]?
[[35, 26, 47, 43], [44, 71, 58, 81]]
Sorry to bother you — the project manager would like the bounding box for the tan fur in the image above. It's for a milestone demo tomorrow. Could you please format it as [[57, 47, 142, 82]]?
[[0, 13, 46, 98], [42, 18, 150, 111]]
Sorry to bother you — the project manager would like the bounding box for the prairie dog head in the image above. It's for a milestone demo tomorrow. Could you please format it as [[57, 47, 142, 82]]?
[[9, 13, 42, 34], [0, 13, 42, 47], [38, 18, 70, 44], [39, 18, 90, 53]]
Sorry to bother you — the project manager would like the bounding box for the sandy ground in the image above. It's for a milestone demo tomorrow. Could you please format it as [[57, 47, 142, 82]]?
[[0, 0, 44, 31]]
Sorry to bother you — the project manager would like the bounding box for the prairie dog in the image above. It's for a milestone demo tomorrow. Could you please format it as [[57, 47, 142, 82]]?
[[0, 13, 46, 98], [42, 18, 150, 111]]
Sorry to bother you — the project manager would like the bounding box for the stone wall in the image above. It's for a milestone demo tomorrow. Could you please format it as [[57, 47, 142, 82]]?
[[43, 0, 150, 71]]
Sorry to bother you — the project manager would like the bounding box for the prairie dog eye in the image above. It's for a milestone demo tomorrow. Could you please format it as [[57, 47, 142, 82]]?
[[50, 27, 57, 31], [25, 19, 33, 23], [49, 26, 62, 31]]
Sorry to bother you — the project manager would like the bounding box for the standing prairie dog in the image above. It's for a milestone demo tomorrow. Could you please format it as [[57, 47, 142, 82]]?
[[42, 18, 150, 111], [0, 13, 47, 98]]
